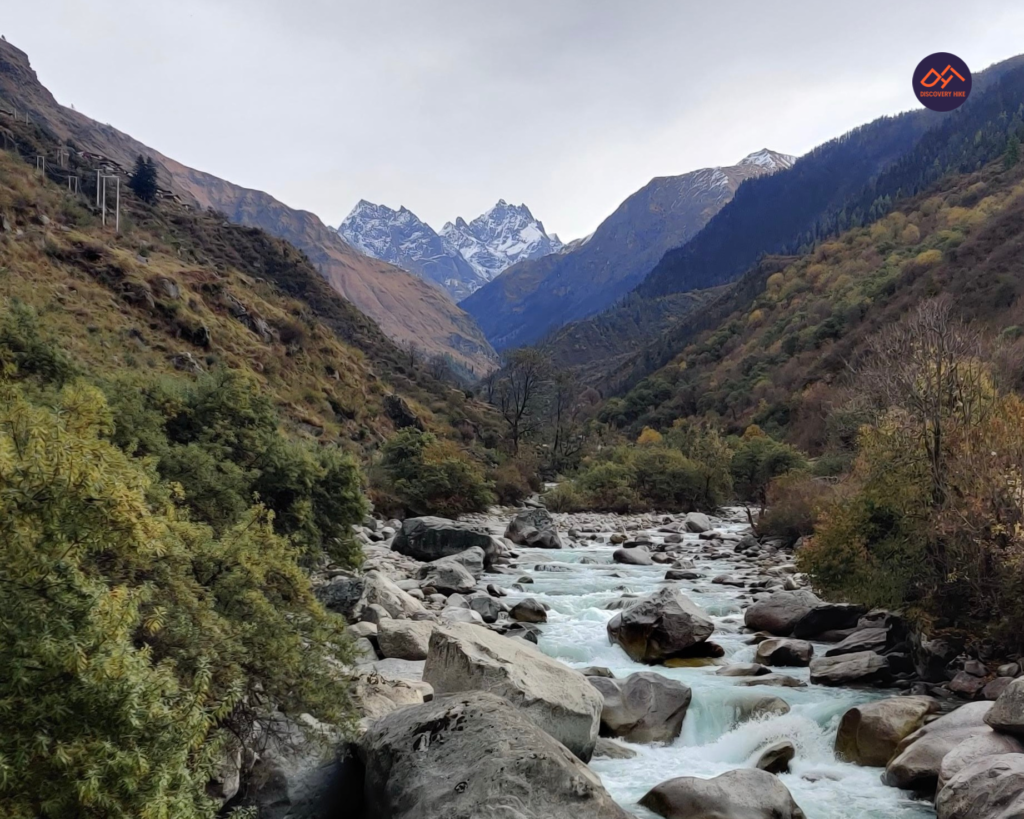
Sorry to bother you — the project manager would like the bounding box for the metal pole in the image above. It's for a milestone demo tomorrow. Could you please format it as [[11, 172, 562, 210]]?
[[101, 176, 106, 226], [115, 177, 120, 233], [96, 170, 101, 207]]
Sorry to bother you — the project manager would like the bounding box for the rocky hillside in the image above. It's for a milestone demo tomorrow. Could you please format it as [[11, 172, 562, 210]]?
[[338, 198, 561, 301], [0, 38, 497, 376], [460, 150, 794, 351]]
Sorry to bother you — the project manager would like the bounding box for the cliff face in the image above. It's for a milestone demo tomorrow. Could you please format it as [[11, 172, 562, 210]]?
[[0, 39, 497, 376]]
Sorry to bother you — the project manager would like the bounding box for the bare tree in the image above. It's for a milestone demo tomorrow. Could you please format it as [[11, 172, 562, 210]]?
[[861, 296, 989, 503], [496, 349, 548, 455], [549, 369, 588, 471]]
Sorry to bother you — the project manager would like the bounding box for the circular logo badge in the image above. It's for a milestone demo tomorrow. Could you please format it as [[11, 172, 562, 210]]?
[[913, 52, 972, 112]]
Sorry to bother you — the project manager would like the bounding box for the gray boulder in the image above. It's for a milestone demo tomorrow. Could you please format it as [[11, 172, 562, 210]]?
[[377, 620, 434, 662], [755, 638, 814, 667], [809, 651, 890, 687], [756, 740, 795, 774], [607, 587, 714, 664], [986, 677, 1024, 736], [835, 696, 939, 767], [938, 731, 1024, 790], [435, 546, 486, 579], [594, 737, 637, 759], [510, 598, 548, 624], [466, 595, 503, 624], [823, 628, 889, 657], [417, 560, 476, 596], [506, 508, 563, 548], [587, 672, 692, 744], [423, 623, 602, 761], [361, 692, 630, 819], [717, 663, 770, 677], [884, 701, 993, 792], [640, 768, 806, 819], [743, 590, 820, 636], [791, 603, 867, 639], [935, 754, 1024, 819], [613, 547, 654, 566], [316, 571, 423, 622], [683, 512, 712, 533], [393, 517, 497, 565]]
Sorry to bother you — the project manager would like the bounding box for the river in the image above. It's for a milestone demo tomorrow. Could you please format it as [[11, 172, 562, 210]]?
[[479, 509, 936, 819]]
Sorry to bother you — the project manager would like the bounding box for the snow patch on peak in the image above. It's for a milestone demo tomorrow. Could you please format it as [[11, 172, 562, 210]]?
[[738, 149, 797, 171]]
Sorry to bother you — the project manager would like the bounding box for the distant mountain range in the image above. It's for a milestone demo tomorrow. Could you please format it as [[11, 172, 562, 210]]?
[[339, 199, 562, 301], [460, 149, 795, 350], [0, 39, 498, 376]]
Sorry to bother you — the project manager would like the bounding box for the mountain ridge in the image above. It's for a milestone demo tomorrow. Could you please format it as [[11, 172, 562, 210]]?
[[0, 38, 497, 376], [460, 149, 795, 351]]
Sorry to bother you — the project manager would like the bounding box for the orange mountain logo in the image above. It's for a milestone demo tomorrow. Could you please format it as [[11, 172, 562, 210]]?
[[913, 53, 972, 111]]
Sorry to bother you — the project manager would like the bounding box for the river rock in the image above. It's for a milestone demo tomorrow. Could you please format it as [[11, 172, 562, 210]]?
[[912, 631, 964, 683], [423, 623, 602, 761], [755, 638, 814, 667], [466, 595, 503, 624], [594, 737, 637, 759], [435, 546, 486, 579], [361, 692, 630, 819], [587, 672, 692, 744], [317, 571, 423, 622], [438, 607, 484, 625], [416, 559, 477, 596], [607, 587, 715, 664], [718, 663, 771, 677], [791, 603, 867, 639], [393, 517, 497, 566], [809, 651, 890, 686], [883, 701, 993, 792], [743, 590, 820, 636], [948, 670, 987, 699], [506, 508, 563, 549], [739, 674, 807, 688], [509, 597, 547, 623], [683, 512, 712, 533], [639, 768, 806, 819], [937, 730, 1024, 790], [823, 627, 890, 658], [377, 620, 434, 661], [614, 547, 653, 565], [935, 754, 1024, 819], [756, 740, 795, 774], [985, 677, 1024, 736], [834, 696, 939, 767]]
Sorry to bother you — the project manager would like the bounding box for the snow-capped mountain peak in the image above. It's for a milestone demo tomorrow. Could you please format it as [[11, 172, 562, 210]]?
[[338, 198, 562, 301], [738, 148, 797, 171]]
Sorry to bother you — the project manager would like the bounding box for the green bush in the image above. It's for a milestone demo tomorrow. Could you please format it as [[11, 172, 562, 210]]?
[[731, 432, 807, 508], [757, 472, 835, 542], [0, 381, 355, 819], [375, 427, 494, 517]]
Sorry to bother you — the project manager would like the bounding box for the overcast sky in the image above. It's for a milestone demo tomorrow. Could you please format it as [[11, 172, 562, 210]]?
[[4, 1, 1024, 240]]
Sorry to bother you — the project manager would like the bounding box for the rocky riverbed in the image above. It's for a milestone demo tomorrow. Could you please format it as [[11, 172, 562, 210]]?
[[248, 505, 1024, 819]]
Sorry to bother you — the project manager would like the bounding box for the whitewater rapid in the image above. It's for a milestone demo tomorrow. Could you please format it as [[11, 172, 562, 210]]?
[[482, 512, 935, 819]]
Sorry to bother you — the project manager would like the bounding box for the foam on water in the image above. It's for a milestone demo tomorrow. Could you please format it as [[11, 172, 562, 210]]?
[[484, 513, 936, 819]]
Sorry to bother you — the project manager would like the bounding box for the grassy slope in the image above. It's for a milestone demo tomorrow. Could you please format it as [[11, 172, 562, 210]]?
[[605, 158, 1024, 448], [0, 122, 500, 454]]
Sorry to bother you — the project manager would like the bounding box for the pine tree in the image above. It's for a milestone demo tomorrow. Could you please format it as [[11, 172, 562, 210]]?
[[1005, 134, 1021, 170], [129, 154, 159, 203]]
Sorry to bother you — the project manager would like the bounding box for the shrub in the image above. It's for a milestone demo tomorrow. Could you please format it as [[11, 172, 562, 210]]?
[[376, 428, 494, 517], [490, 457, 540, 506], [731, 434, 807, 508], [0, 381, 355, 819], [757, 472, 836, 542]]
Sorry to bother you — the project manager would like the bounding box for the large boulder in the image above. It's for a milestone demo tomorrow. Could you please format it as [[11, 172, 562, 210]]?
[[935, 754, 1024, 819], [376, 620, 435, 662], [505, 508, 563, 549], [756, 740, 796, 775], [791, 603, 867, 639], [607, 587, 715, 664], [755, 638, 814, 667], [613, 547, 654, 566], [317, 571, 423, 622], [883, 701, 993, 792], [985, 677, 1024, 736], [587, 672, 692, 744], [434, 546, 485, 579], [640, 768, 806, 819], [393, 517, 497, 566], [834, 696, 939, 767], [423, 623, 602, 761], [809, 651, 890, 687], [361, 692, 630, 819], [509, 598, 548, 624], [938, 731, 1024, 790], [682, 512, 712, 533], [416, 559, 477, 596], [823, 628, 889, 657], [743, 590, 820, 636]]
